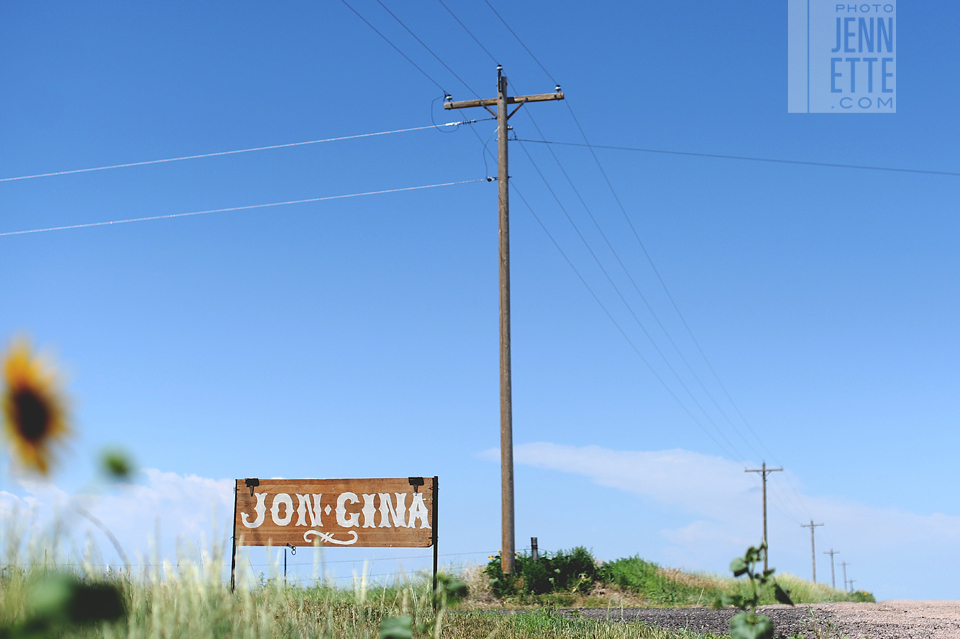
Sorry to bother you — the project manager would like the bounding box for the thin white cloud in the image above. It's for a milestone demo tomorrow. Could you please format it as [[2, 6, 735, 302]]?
[[484, 443, 756, 519], [484, 442, 960, 596], [0, 469, 234, 566]]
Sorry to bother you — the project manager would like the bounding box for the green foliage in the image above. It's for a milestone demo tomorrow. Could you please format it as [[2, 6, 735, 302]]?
[[433, 573, 467, 604], [378, 615, 413, 639], [480, 547, 874, 608], [714, 543, 793, 639], [379, 571, 468, 639], [484, 547, 602, 597], [849, 589, 876, 603], [99, 448, 135, 482], [603, 555, 719, 606], [1, 574, 126, 638]]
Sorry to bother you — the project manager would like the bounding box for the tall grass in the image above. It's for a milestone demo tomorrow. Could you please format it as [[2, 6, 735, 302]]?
[[603, 556, 874, 607], [0, 524, 716, 639], [476, 550, 873, 608], [0, 564, 723, 639]]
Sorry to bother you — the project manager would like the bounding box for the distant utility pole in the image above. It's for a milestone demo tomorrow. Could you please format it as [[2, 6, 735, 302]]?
[[823, 549, 839, 589], [745, 461, 783, 571], [801, 520, 824, 583], [839, 561, 850, 592], [445, 66, 563, 575], [848, 579, 856, 592]]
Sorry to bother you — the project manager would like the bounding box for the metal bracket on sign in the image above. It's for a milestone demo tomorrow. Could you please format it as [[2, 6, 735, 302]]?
[[408, 477, 424, 494]]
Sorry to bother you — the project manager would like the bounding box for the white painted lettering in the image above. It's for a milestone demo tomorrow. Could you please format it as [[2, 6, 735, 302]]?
[[361, 494, 378, 528], [296, 494, 323, 527], [271, 493, 294, 526], [241, 492, 267, 529], [407, 493, 431, 529], [378, 493, 408, 528], [336, 492, 361, 528]]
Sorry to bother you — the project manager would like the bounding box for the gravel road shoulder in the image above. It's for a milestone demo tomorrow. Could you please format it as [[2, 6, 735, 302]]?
[[564, 600, 960, 638]]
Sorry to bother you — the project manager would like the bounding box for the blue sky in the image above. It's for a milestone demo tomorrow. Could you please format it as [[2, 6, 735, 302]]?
[[1, 1, 957, 600]]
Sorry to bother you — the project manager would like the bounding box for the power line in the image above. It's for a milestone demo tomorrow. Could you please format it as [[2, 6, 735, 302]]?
[[516, 137, 743, 461], [0, 178, 490, 237], [435, 0, 498, 65], [434, 4, 762, 463], [557, 102, 786, 465], [427, 3, 822, 530], [459, 0, 801, 485], [0, 121, 491, 183], [372, 0, 480, 98], [768, 478, 814, 523], [339, 0, 448, 94], [516, 138, 960, 178], [512, 182, 738, 457], [335, 3, 810, 529], [482, 0, 556, 85], [520, 107, 765, 462]]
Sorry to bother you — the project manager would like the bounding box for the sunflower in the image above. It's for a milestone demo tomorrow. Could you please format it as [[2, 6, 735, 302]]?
[[2, 339, 70, 475]]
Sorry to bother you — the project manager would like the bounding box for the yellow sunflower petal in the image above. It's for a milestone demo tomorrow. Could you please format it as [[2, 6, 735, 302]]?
[[2, 338, 70, 475]]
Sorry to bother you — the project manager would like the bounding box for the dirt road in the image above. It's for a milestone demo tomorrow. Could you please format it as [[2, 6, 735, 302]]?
[[567, 600, 960, 638]]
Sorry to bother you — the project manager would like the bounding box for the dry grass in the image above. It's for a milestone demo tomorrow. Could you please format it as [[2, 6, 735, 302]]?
[[655, 568, 722, 594]]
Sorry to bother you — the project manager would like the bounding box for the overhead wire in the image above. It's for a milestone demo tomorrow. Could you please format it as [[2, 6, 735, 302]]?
[[0, 120, 491, 183], [558, 103, 821, 520], [436, 0, 498, 65], [482, 0, 557, 85], [515, 139, 743, 460], [520, 107, 766, 462], [475, 0, 807, 478], [512, 181, 738, 457], [513, 138, 960, 179], [468, 4, 822, 527], [769, 479, 814, 523], [358, 0, 505, 205], [567, 102, 779, 463], [343, 0, 818, 523], [447, 0, 760, 463], [339, 0, 448, 94], [344, 0, 494, 176], [372, 0, 481, 99], [0, 179, 489, 237]]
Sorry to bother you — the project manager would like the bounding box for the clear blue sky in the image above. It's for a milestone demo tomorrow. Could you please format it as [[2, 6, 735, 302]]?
[[2, 1, 957, 600]]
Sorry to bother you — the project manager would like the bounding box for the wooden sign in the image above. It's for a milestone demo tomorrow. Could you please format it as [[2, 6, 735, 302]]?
[[231, 477, 436, 549]]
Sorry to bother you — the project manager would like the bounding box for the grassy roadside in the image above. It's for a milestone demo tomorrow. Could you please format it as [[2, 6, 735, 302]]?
[[0, 564, 722, 639], [0, 537, 869, 639], [470, 550, 874, 609], [603, 555, 874, 607]]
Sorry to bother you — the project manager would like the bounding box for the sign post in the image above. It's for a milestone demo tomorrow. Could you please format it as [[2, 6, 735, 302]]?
[[230, 477, 438, 593]]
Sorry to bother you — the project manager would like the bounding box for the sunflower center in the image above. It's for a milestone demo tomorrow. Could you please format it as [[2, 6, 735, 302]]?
[[12, 388, 51, 442]]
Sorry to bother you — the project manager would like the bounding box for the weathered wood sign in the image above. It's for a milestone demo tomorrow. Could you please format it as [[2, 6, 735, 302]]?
[[232, 477, 436, 548], [229, 476, 438, 589]]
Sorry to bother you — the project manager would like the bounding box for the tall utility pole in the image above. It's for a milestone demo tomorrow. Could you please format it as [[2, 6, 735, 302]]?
[[745, 462, 783, 571], [445, 66, 563, 574], [801, 520, 824, 583], [839, 561, 850, 591], [823, 549, 840, 589]]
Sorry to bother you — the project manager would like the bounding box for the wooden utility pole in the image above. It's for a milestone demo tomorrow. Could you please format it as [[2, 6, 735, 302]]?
[[823, 548, 839, 589], [801, 520, 824, 583], [839, 561, 850, 591], [745, 462, 783, 571], [445, 66, 563, 574]]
